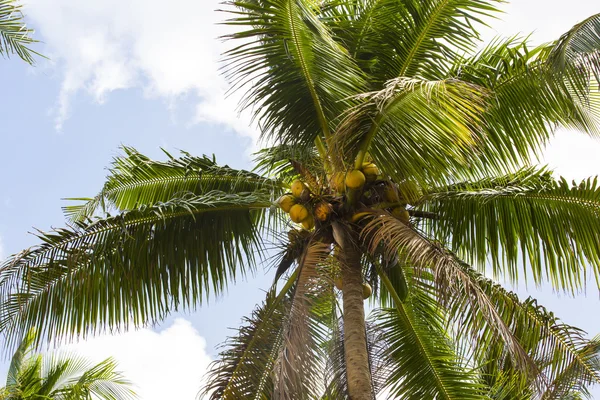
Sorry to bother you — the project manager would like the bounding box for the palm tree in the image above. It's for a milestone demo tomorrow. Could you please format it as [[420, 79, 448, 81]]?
[[1, 1, 600, 399], [0, 329, 136, 400], [0, 0, 41, 64]]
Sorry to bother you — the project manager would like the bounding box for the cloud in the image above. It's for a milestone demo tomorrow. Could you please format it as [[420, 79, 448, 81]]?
[[24, 0, 256, 139], [62, 318, 212, 400], [542, 129, 600, 181]]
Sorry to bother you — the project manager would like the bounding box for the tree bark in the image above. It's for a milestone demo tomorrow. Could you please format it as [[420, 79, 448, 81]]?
[[333, 222, 374, 400]]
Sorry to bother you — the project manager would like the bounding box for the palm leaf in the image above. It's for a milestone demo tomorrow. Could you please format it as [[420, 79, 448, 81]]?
[[444, 263, 600, 396], [451, 37, 600, 170], [0, 0, 43, 64], [272, 241, 332, 399], [335, 76, 490, 184], [419, 168, 600, 291], [360, 212, 535, 372], [549, 13, 600, 79], [64, 146, 281, 222], [222, 0, 366, 147], [0, 191, 272, 349], [372, 287, 485, 399]]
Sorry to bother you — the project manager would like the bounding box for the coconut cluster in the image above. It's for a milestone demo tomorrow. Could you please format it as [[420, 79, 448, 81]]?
[[276, 179, 322, 230]]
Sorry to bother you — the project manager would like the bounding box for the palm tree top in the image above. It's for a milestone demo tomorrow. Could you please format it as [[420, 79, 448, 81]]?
[[1, 1, 600, 399]]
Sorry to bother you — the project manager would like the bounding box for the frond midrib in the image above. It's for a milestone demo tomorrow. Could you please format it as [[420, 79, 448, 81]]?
[[398, 0, 450, 76], [379, 270, 453, 400], [286, 0, 330, 139]]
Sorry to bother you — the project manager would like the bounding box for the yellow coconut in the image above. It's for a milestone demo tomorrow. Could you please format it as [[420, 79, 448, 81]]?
[[334, 276, 343, 290], [291, 180, 306, 198], [301, 215, 315, 230], [330, 172, 346, 193], [289, 204, 310, 223], [392, 206, 410, 224], [362, 283, 372, 299], [345, 170, 366, 190], [361, 162, 379, 182], [314, 202, 333, 222], [277, 195, 296, 213]]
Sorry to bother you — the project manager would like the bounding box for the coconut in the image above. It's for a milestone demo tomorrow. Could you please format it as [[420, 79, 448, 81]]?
[[301, 215, 315, 230], [314, 202, 333, 222], [291, 180, 306, 198], [277, 195, 296, 213], [289, 204, 309, 223], [345, 170, 366, 190], [361, 162, 379, 182], [362, 283, 372, 299], [392, 206, 410, 224]]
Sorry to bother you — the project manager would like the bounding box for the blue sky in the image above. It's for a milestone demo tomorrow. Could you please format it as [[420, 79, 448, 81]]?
[[1, 0, 600, 398]]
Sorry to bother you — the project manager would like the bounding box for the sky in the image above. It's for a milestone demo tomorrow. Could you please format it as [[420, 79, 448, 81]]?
[[0, 0, 599, 398]]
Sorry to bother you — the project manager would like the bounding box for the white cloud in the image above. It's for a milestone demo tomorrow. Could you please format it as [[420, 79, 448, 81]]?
[[543, 129, 600, 180], [23, 0, 256, 139], [62, 318, 212, 400]]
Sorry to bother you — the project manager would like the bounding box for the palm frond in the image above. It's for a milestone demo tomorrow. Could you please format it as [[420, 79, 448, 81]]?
[[2, 328, 136, 399], [253, 144, 324, 186], [273, 241, 332, 399], [549, 13, 600, 79], [419, 169, 600, 291], [64, 146, 280, 222], [323, 0, 503, 83], [203, 241, 332, 399], [201, 284, 290, 399], [0, 0, 43, 64], [449, 266, 600, 398], [0, 191, 272, 350], [222, 0, 366, 147], [360, 212, 535, 372], [335, 76, 491, 184], [372, 289, 485, 399], [451, 36, 600, 169]]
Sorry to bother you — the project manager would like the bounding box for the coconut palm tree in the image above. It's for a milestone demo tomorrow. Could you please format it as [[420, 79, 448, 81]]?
[[0, 329, 136, 400], [1, 1, 600, 399], [0, 0, 41, 64]]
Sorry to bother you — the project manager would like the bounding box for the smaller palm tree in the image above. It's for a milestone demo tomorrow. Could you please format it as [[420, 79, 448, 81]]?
[[0, 329, 137, 400], [0, 0, 42, 64]]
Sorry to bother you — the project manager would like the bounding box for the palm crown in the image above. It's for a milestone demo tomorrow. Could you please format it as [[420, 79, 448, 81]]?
[[0, 329, 136, 399], [1, 1, 600, 399]]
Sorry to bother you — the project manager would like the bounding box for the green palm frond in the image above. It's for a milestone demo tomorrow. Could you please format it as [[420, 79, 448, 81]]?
[[419, 169, 600, 291], [324, 0, 503, 82], [222, 0, 366, 147], [336, 76, 490, 183], [372, 286, 485, 400], [446, 264, 600, 397], [549, 13, 600, 78], [0, 191, 272, 350], [0, 0, 43, 64], [64, 146, 281, 222], [253, 144, 323, 185], [389, 0, 502, 79], [450, 36, 600, 169], [1, 329, 136, 399]]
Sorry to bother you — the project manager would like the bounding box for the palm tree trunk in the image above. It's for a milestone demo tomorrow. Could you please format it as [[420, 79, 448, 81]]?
[[333, 223, 374, 400]]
